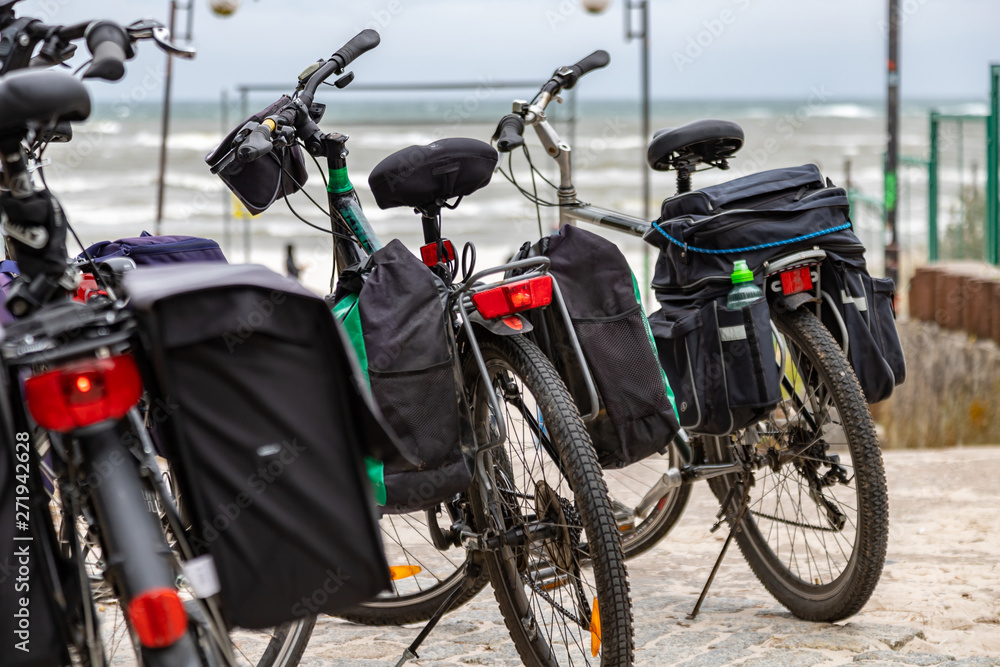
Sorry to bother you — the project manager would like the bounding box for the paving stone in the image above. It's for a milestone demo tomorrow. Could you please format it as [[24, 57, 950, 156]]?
[[773, 631, 878, 653], [841, 622, 927, 650], [708, 631, 772, 650], [675, 647, 754, 666], [740, 649, 833, 666], [855, 650, 955, 664], [950, 658, 1000, 667]]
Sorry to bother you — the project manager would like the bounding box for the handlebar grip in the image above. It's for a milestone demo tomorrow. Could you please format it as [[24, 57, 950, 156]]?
[[330, 29, 380, 71], [493, 114, 525, 153], [564, 49, 610, 89], [237, 123, 275, 162], [82, 21, 132, 81]]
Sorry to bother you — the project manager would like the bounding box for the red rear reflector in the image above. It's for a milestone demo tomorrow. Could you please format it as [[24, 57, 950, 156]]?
[[25, 355, 143, 432], [471, 276, 553, 319], [73, 273, 106, 303], [780, 266, 813, 296], [420, 240, 456, 267], [128, 588, 188, 649]]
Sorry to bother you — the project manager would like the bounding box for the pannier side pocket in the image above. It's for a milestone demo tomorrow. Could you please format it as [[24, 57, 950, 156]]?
[[574, 307, 675, 467], [868, 277, 906, 389], [713, 297, 782, 433], [821, 263, 894, 403]]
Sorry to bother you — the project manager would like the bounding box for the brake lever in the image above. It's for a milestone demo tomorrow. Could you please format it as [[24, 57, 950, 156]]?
[[125, 19, 195, 59], [151, 26, 195, 59]]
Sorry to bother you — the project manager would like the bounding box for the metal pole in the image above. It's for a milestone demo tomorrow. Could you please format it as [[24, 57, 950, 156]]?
[[626, 0, 653, 306], [928, 111, 939, 261], [221, 89, 230, 257], [884, 0, 900, 285], [154, 0, 177, 234], [987, 64, 999, 265]]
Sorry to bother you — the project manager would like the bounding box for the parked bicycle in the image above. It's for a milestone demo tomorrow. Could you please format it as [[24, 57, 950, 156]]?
[[0, 12, 389, 667], [487, 50, 894, 623], [209, 33, 634, 666]]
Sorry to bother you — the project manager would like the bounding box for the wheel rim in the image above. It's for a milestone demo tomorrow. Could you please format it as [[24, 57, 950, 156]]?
[[476, 356, 607, 665], [603, 447, 688, 556], [360, 509, 472, 608]]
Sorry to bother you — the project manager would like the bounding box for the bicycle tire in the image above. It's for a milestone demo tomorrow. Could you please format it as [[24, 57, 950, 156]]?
[[705, 307, 888, 622], [466, 333, 633, 666]]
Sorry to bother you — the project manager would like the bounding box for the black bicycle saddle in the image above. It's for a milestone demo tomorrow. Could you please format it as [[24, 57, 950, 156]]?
[[0, 69, 91, 133], [646, 119, 744, 172], [368, 138, 499, 213]]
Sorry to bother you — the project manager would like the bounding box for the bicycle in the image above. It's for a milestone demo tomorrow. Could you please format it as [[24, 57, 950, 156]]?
[[488, 50, 890, 623], [0, 11, 347, 665], [211, 33, 634, 666]]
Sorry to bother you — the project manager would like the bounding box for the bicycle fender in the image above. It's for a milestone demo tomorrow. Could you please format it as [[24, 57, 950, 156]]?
[[468, 311, 534, 336]]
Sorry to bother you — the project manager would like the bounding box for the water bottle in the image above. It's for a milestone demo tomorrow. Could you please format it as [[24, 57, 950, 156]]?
[[726, 260, 763, 309]]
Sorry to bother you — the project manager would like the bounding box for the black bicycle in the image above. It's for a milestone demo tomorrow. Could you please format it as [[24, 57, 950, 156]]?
[[489, 50, 890, 623], [211, 31, 634, 666], [0, 9, 324, 666]]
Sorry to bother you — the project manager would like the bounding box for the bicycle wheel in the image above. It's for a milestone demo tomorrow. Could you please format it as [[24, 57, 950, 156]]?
[[603, 442, 692, 560], [335, 504, 489, 626], [705, 307, 888, 622], [466, 333, 633, 666]]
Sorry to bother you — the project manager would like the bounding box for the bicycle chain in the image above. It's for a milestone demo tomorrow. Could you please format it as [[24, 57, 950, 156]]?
[[521, 572, 589, 630], [748, 509, 841, 533]]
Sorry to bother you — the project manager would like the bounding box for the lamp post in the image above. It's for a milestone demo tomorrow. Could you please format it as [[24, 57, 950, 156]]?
[[154, 0, 194, 234], [583, 0, 652, 301]]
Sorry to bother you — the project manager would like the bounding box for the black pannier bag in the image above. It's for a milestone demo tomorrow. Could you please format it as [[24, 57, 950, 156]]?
[[205, 96, 308, 215], [649, 293, 782, 436], [645, 163, 905, 405], [1, 395, 68, 666], [819, 261, 906, 403], [513, 225, 680, 468], [334, 239, 476, 512], [126, 263, 402, 629]]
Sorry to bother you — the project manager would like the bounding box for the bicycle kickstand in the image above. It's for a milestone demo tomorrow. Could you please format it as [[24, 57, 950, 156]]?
[[394, 560, 483, 667], [688, 480, 752, 620]]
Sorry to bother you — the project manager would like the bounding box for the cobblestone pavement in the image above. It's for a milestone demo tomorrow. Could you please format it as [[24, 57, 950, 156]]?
[[300, 447, 1000, 666]]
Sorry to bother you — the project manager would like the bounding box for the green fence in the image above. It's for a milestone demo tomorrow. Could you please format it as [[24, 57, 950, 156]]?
[[923, 63, 1000, 264]]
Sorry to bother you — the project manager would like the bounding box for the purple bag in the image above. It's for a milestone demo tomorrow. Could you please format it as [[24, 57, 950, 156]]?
[[0, 259, 18, 325], [81, 231, 227, 265]]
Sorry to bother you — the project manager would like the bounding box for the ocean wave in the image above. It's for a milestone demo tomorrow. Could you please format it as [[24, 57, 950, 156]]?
[[808, 104, 879, 119], [132, 131, 222, 152]]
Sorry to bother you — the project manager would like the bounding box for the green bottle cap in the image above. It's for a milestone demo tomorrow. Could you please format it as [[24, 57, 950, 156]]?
[[731, 260, 754, 284]]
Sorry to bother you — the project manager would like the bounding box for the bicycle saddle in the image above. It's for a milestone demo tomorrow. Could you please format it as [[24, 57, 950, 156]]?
[[646, 119, 744, 172], [0, 69, 91, 132], [369, 138, 499, 213]]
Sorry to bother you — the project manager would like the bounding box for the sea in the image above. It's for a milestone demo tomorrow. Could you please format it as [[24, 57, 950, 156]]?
[[40, 95, 988, 301]]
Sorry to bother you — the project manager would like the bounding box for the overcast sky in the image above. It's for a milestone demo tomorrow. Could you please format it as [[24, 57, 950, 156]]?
[[22, 0, 1000, 102]]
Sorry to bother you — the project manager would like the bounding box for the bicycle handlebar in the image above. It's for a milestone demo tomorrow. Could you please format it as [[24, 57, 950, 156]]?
[[493, 114, 525, 153], [82, 21, 133, 81], [560, 49, 610, 91], [542, 49, 610, 97], [233, 30, 380, 163], [330, 29, 380, 74]]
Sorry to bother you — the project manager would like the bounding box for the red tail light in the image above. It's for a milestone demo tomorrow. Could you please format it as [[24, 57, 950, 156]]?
[[780, 266, 814, 296], [420, 239, 456, 267], [471, 276, 553, 319], [128, 588, 188, 649], [25, 354, 143, 432]]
